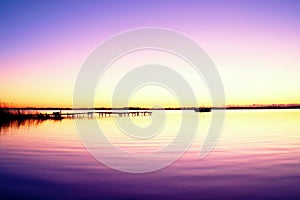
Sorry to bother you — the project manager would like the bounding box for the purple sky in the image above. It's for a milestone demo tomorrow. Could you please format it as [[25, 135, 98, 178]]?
[[1, 0, 300, 107]]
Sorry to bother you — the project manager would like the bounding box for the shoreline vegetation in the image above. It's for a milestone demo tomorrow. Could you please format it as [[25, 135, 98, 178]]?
[[0, 108, 63, 120], [0, 108, 62, 129]]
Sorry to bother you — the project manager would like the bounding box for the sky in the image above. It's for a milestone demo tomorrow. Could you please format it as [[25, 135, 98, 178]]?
[[0, 0, 300, 107]]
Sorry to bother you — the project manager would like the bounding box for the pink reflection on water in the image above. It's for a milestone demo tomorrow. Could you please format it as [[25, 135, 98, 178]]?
[[1, 110, 300, 199]]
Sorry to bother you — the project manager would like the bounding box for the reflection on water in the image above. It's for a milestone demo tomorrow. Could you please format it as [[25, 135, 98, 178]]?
[[1, 110, 300, 199], [0, 119, 61, 135]]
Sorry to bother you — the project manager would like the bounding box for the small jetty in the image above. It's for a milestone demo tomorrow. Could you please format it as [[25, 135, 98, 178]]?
[[0, 108, 152, 123], [194, 107, 211, 112], [61, 111, 152, 118]]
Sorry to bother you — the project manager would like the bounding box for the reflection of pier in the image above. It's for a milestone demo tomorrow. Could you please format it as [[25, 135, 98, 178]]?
[[53, 111, 152, 119]]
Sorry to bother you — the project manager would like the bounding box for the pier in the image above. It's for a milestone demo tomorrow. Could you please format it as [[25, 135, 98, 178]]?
[[52, 111, 152, 119], [0, 108, 152, 122]]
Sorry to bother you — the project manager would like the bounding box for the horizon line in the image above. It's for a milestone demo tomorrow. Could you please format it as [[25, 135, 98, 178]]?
[[1, 103, 300, 110]]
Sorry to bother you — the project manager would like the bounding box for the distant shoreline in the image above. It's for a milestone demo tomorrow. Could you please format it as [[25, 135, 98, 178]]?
[[2, 105, 300, 110]]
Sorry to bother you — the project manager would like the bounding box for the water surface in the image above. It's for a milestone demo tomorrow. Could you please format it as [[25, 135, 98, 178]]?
[[1, 110, 300, 199]]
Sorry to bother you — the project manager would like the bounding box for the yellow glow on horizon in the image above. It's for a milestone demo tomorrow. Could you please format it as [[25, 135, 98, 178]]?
[[1, 40, 300, 108]]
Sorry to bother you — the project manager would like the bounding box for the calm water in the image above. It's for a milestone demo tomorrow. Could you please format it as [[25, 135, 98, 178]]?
[[1, 110, 300, 199]]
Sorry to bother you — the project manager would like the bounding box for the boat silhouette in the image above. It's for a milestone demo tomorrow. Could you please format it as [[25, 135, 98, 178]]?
[[194, 107, 211, 112]]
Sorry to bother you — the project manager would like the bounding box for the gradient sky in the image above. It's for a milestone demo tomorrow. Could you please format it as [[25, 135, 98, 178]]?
[[0, 0, 300, 107]]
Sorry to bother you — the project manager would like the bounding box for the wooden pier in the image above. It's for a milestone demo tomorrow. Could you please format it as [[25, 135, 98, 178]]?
[[50, 111, 152, 119]]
